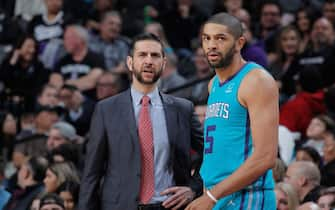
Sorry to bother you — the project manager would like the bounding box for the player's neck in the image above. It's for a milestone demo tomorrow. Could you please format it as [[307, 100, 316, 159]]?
[[215, 56, 246, 83]]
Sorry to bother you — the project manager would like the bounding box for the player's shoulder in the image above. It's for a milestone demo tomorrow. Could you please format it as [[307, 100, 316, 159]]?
[[243, 67, 276, 89], [238, 67, 278, 105]]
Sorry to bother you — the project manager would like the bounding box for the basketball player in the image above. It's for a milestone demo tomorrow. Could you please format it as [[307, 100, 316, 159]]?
[[186, 12, 279, 210]]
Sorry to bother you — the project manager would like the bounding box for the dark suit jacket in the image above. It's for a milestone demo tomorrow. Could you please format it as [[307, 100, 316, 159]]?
[[78, 89, 203, 210]]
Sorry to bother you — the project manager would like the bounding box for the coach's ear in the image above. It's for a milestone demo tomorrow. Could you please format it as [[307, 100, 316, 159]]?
[[236, 36, 246, 52], [127, 56, 133, 72]]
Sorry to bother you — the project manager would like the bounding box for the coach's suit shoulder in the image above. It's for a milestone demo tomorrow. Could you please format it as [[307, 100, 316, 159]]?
[[161, 93, 193, 105], [161, 93, 194, 114], [97, 89, 131, 108]]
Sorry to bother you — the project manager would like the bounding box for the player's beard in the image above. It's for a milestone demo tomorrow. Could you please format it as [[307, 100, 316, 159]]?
[[132, 64, 163, 85], [208, 44, 236, 69]]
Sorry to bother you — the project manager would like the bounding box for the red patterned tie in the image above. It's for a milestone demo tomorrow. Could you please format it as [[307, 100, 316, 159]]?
[[138, 95, 154, 204]]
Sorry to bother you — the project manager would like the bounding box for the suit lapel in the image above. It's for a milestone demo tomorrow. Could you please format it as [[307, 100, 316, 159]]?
[[119, 90, 139, 143], [161, 93, 178, 145]]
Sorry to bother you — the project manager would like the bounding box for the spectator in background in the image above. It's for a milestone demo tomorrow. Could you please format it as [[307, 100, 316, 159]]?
[[234, 7, 269, 68], [283, 17, 335, 95], [297, 202, 321, 210], [304, 114, 335, 156], [295, 7, 319, 53], [306, 17, 334, 62], [234, 8, 251, 29], [0, 35, 50, 111], [4, 156, 48, 210], [144, 22, 174, 54], [324, 85, 335, 120], [27, 0, 72, 55], [58, 85, 95, 137], [1, 161, 7, 187], [321, 128, 335, 187], [158, 51, 191, 99], [0, 111, 17, 162], [88, 11, 130, 71], [7, 136, 50, 193], [0, 7, 22, 57], [46, 121, 78, 152], [85, 0, 115, 31], [49, 25, 105, 99], [56, 181, 79, 210], [20, 106, 60, 138], [269, 26, 301, 87], [29, 194, 43, 210], [254, 1, 282, 54], [188, 46, 212, 104], [285, 161, 322, 203], [14, 0, 46, 22], [317, 187, 335, 210], [39, 193, 65, 210], [114, 0, 169, 38], [323, 0, 335, 25], [240, 21, 269, 68], [234, 8, 269, 68], [184, 46, 214, 104], [212, 0, 243, 16], [279, 68, 326, 138], [36, 84, 59, 108], [96, 71, 130, 100], [50, 144, 80, 169], [44, 162, 79, 193], [277, 69, 325, 163], [159, 0, 208, 51], [273, 158, 287, 183], [275, 182, 300, 210], [295, 146, 322, 168]]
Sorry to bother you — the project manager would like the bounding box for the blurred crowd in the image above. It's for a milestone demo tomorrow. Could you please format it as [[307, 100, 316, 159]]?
[[0, 0, 335, 210]]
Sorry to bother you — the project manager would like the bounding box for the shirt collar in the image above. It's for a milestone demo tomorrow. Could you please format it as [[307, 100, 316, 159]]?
[[131, 86, 162, 106]]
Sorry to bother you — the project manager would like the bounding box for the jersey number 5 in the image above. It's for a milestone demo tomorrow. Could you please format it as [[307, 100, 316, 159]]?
[[205, 125, 216, 154]]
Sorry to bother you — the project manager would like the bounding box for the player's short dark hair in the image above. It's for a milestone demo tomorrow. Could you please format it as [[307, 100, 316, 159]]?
[[129, 33, 165, 57], [205, 12, 243, 39]]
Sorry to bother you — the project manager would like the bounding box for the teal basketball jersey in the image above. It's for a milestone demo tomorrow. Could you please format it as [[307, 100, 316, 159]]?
[[200, 62, 275, 209]]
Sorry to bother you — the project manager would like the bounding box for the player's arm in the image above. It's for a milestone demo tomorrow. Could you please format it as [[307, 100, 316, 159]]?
[[186, 70, 279, 210], [210, 69, 278, 197]]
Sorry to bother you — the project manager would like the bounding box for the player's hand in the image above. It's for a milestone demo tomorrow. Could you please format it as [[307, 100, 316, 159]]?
[[185, 195, 215, 210], [161, 186, 195, 210]]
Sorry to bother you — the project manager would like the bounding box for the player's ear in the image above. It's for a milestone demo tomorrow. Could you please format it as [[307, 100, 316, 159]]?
[[236, 36, 246, 51]]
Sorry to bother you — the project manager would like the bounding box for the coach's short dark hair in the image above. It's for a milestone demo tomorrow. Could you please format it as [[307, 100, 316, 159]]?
[[205, 12, 243, 39], [129, 33, 165, 57]]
